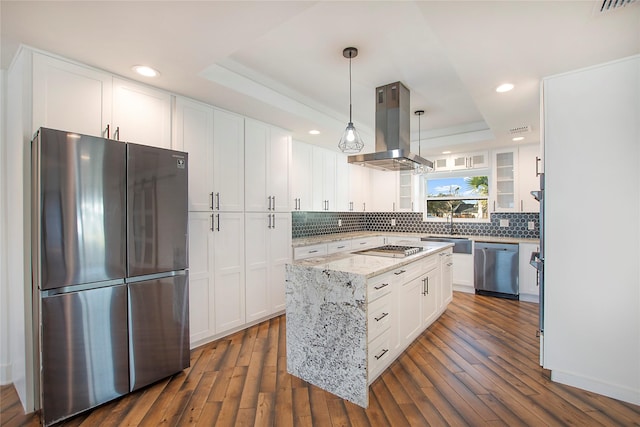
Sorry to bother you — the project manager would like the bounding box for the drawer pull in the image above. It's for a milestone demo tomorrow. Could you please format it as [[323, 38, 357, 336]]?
[[394, 270, 406, 275], [308, 250, 319, 254], [374, 312, 389, 322], [373, 283, 389, 290], [374, 348, 389, 360], [337, 245, 345, 249]]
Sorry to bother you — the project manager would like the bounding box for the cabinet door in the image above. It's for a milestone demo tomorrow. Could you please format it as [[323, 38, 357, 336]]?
[[440, 251, 453, 308], [245, 213, 270, 322], [245, 119, 269, 211], [452, 253, 474, 288], [492, 150, 517, 211], [312, 146, 336, 211], [422, 268, 440, 327], [32, 53, 112, 138], [349, 164, 370, 212], [432, 156, 450, 172], [213, 109, 245, 211], [270, 213, 292, 312], [369, 169, 398, 211], [335, 153, 350, 211], [268, 126, 291, 212], [468, 151, 489, 169], [518, 144, 540, 212], [398, 275, 423, 344], [291, 141, 313, 211], [176, 97, 214, 212], [188, 212, 215, 344], [519, 243, 540, 298], [112, 78, 172, 148], [213, 212, 245, 334]]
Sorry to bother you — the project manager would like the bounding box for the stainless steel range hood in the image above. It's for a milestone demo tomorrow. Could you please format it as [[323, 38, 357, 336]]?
[[348, 81, 433, 171]]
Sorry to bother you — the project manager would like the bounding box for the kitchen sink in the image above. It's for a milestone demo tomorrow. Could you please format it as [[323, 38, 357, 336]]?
[[421, 236, 472, 254]]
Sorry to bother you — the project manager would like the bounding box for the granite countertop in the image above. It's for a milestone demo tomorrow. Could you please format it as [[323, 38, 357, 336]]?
[[290, 240, 453, 278], [292, 231, 539, 247]]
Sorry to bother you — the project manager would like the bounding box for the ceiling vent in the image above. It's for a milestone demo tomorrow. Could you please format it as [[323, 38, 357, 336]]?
[[597, 0, 637, 13], [509, 125, 532, 135]]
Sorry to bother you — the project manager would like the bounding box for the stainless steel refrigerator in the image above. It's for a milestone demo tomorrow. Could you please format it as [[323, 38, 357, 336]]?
[[31, 128, 189, 426]]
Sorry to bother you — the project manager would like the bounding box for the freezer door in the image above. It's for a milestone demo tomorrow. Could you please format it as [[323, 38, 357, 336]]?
[[127, 143, 188, 277], [33, 128, 126, 290], [40, 285, 129, 425], [128, 273, 190, 391]]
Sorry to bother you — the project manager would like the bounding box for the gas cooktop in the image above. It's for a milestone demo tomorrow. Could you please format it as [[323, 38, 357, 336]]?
[[356, 245, 423, 258]]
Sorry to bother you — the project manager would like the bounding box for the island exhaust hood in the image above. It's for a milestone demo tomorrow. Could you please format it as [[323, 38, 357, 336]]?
[[348, 81, 433, 172]]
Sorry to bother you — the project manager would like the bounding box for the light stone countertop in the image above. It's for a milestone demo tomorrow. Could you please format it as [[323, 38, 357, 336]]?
[[292, 231, 539, 247], [290, 240, 453, 278]]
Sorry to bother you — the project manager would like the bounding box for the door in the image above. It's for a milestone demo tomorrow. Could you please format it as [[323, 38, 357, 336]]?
[[128, 274, 190, 391], [127, 144, 188, 277], [40, 285, 129, 425], [213, 109, 245, 211], [34, 128, 126, 290]]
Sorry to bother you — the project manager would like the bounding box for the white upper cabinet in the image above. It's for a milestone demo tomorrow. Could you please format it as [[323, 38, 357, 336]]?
[[213, 109, 245, 212], [291, 141, 313, 211], [312, 146, 337, 211], [517, 143, 541, 212], [433, 151, 489, 172], [32, 52, 112, 137], [32, 52, 173, 149], [349, 164, 370, 212], [245, 119, 291, 212], [335, 153, 351, 212], [175, 97, 214, 212], [111, 78, 172, 148], [491, 149, 517, 212], [369, 169, 399, 212]]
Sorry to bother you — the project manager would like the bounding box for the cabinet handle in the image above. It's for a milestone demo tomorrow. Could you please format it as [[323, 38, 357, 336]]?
[[394, 270, 406, 275], [363, 202, 366, 212], [216, 214, 220, 231], [422, 278, 426, 296], [308, 250, 318, 254], [337, 245, 345, 249], [210, 214, 214, 231], [272, 196, 276, 211], [268, 196, 272, 211], [216, 192, 221, 210], [535, 156, 542, 176], [210, 192, 214, 210], [393, 202, 396, 212], [374, 312, 389, 322], [105, 124, 110, 139], [426, 277, 429, 295], [374, 348, 389, 360], [447, 262, 453, 266], [272, 214, 276, 229], [114, 126, 120, 141], [520, 200, 523, 211], [268, 214, 272, 229], [373, 283, 389, 290], [493, 200, 496, 211]]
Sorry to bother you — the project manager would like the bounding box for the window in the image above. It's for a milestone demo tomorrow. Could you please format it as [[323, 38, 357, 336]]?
[[424, 174, 489, 220]]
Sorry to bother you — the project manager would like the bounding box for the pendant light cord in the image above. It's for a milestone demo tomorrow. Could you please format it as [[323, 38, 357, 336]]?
[[349, 54, 353, 123]]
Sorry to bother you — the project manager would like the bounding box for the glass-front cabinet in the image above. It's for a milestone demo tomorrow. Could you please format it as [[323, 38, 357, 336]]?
[[492, 150, 516, 211]]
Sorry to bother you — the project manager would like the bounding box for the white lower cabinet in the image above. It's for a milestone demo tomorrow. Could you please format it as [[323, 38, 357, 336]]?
[[188, 211, 245, 345], [452, 253, 474, 291], [519, 242, 540, 302], [245, 213, 292, 322], [439, 249, 454, 308]]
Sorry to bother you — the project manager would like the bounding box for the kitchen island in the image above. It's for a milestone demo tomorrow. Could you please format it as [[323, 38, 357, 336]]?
[[285, 240, 453, 407]]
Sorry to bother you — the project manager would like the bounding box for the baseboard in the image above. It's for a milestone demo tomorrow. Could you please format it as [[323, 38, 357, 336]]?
[[453, 285, 474, 294], [519, 293, 539, 303], [0, 362, 12, 385], [551, 369, 640, 406]]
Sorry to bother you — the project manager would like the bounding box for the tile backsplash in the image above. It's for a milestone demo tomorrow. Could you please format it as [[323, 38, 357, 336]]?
[[292, 211, 539, 239]]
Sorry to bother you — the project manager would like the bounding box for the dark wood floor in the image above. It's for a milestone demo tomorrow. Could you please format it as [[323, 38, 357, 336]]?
[[2, 292, 639, 426]]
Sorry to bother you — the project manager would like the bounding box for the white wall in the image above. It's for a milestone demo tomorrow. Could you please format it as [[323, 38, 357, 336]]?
[[543, 55, 640, 405], [0, 68, 10, 385]]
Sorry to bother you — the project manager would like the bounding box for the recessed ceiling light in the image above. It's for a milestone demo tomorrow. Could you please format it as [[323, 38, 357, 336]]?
[[309, 130, 320, 135], [132, 65, 159, 77], [496, 83, 514, 93], [442, 151, 451, 154], [512, 136, 525, 141]]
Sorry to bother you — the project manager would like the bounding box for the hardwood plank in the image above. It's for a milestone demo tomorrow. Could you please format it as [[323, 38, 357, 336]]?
[[4, 292, 639, 427]]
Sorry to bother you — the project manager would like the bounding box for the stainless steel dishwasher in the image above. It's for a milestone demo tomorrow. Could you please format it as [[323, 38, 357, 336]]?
[[474, 242, 519, 299]]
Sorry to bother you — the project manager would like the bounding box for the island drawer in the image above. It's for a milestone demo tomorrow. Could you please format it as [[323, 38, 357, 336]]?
[[368, 330, 393, 382], [293, 243, 328, 260], [367, 262, 422, 302], [351, 236, 384, 250], [422, 253, 440, 272], [368, 293, 392, 342]]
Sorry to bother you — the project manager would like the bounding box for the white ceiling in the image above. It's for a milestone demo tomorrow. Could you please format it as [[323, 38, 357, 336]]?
[[2, 1, 639, 156]]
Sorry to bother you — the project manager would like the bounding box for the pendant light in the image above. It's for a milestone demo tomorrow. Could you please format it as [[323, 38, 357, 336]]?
[[414, 110, 426, 175], [338, 47, 365, 154]]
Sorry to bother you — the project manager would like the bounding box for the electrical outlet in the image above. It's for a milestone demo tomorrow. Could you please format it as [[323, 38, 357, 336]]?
[[391, 218, 396, 226], [499, 219, 509, 227], [338, 219, 342, 227], [528, 221, 535, 230]]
